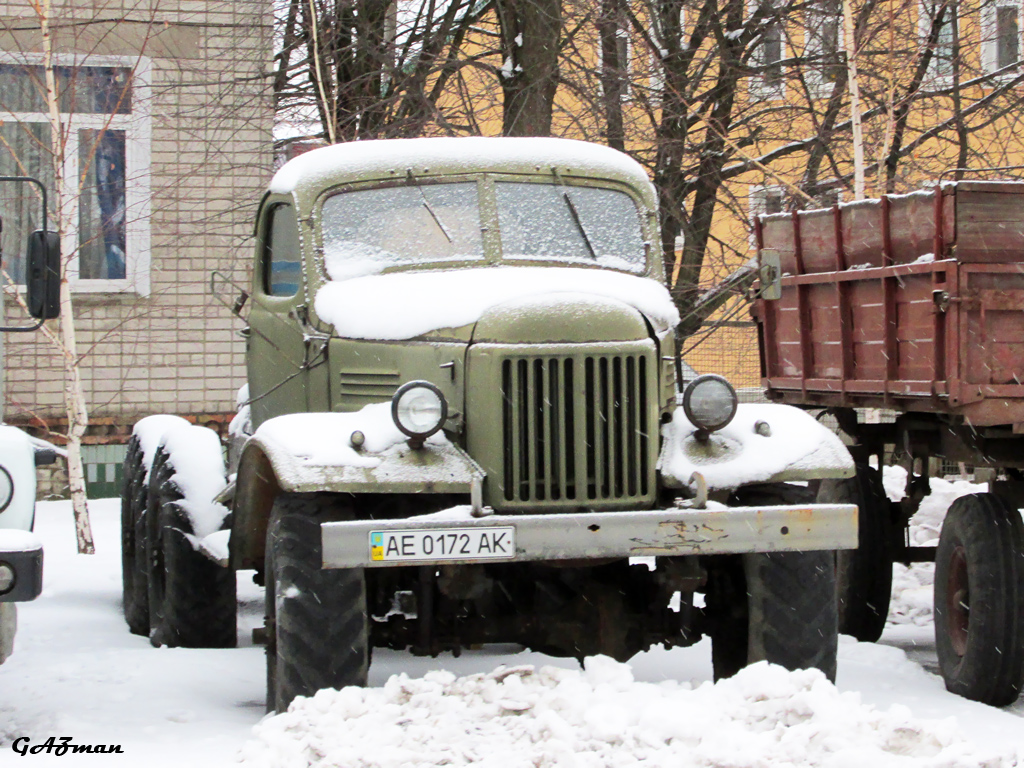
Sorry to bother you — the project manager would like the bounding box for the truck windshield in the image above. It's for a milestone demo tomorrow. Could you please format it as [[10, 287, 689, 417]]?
[[495, 182, 646, 273], [321, 182, 485, 280]]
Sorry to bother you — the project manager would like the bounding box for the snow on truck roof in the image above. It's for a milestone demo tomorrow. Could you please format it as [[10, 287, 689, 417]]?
[[269, 136, 656, 203]]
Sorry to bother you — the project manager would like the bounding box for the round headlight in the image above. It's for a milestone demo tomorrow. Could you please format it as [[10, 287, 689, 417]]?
[[0, 465, 13, 513], [391, 381, 448, 442], [0, 562, 15, 595], [682, 374, 738, 433]]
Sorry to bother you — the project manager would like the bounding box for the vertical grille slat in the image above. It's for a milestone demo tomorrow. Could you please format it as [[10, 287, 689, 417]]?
[[500, 350, 653, 505]]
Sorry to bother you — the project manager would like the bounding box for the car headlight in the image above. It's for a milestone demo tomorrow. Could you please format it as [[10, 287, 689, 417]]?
[[682, 374, 738, 435], [391, 381, 448, 445], [0, 465, 13, 513]]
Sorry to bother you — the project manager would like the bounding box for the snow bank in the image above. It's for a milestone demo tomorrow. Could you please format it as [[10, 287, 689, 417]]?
[[659, 403, 852, 489], [240, 656, 1009, 768], [314, 267, 679, 340], [269, 137, 655, 199]]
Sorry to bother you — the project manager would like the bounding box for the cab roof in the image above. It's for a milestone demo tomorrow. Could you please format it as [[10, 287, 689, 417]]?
[[269, 136, 656, 211]]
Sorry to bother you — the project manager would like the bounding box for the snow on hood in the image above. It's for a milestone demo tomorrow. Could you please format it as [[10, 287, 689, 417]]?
[[314, 267, 679, 340], [660, 403, 853, 489], [254, 403, 446, 469], [269, 137, 655, 199], [239, 656, 1005, 768]]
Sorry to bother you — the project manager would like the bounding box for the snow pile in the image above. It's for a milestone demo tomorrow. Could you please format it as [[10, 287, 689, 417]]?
[[659, 403, 852, 489], [314, 267, 679, 340], [884, 466, 986, 627], [240, 657, 1010, 768], [133, 416, 230, 540], [254, 402, 445, 468], [230, 384, 253, 439]]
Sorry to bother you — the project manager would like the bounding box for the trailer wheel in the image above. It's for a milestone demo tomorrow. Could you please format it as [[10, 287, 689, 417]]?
[[265, 493, 368, 713], [934, 493, 1024, 706], [708, 484, 839, 682], [147, 447, 236, 649], [817, 464, 893, 642], [120, 435, 150, 635]]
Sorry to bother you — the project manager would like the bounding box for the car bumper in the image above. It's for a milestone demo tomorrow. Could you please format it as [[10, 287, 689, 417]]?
[[320, 503, 858, 569], [0, 540, 43, 602]]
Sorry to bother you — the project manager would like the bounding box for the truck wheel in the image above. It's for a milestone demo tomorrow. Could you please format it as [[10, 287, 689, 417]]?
[[147, 447, 237, 649], [712, 480, 837, 682], [934, 493, 1024, 706], [121, 435, 150, 635], [706, 550, 839, 682], [266, 493, 368, 713], [817, 464, 893, 643]]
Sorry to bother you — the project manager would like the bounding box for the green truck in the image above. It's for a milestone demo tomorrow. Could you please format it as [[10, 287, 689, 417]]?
[[120, 137, 858, 712]]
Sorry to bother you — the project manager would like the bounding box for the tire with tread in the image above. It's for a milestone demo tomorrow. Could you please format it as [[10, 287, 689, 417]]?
[[818, 464, 894, 642], [934, 492, 1024, 706], [708, 483, 839, 682], [266, 493, 368, 713], [147, 447, 236, 649], [121, 435, 150, 635]]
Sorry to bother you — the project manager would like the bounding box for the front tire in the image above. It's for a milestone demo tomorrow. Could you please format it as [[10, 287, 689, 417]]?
[[817, 464, 894, 642], [147, 447, 236, 649], [266, 493, 368, 713], [934, 493, 1024, 706], [708, 483, 839, 682]]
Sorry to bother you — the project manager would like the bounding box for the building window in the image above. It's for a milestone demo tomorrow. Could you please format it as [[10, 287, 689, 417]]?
[[751, 0, 785, 97], [806, 0, 842, 94], [751, 185, 787, 219], [920, 0, 957, 82], [616, 25, 633, 99], [983, 0, 1021, 74], [0, 56, 150, 294]]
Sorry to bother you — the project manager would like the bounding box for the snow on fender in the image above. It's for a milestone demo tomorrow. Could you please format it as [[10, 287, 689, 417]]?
[[658, 403, 854, 490]]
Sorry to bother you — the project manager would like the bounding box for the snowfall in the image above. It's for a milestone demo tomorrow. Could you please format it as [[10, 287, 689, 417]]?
[[1, 469, 1022, 766]]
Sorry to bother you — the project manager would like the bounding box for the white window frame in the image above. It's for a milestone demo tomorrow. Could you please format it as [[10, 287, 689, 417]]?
[[804, 0, 843, 98], [981, 0, 1022, 75], [919, 0, 958, 85], [616, 24, 634, 100], [0, 51, 152, 296], [749, 0, 786, 100]]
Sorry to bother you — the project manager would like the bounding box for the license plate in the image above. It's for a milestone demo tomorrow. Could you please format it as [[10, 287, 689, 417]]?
[[369, 527, 516, 563]]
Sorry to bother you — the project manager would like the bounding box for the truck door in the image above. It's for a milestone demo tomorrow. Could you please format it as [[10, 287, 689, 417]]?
[[246, 201, 308, 428]]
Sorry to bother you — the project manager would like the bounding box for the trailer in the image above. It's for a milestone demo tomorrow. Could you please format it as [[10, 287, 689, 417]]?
[[755, 180, 1024, 706]]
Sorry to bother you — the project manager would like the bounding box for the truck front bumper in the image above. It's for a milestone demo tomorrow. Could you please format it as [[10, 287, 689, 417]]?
[[321, 503, 858, 569], [0, 538, 43, 603]]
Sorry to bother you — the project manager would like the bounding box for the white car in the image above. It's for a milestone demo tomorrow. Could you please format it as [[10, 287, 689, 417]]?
[[0, 425, 52, 663]]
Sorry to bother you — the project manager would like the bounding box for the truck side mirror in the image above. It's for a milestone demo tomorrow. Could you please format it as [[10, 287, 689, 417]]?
[[26, 230, 60, 320], [759, 249, 782, 301]]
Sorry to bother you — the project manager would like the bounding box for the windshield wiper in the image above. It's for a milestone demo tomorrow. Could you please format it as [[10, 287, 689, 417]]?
[[408, 169, 453, 243], [552, 169, 597, 260]]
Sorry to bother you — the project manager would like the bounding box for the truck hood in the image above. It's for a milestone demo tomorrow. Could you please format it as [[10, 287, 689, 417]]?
[[314, 266, 679, 341]]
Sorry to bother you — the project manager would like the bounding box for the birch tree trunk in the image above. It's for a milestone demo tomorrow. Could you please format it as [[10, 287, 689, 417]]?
[[39, 0, 94, 554]]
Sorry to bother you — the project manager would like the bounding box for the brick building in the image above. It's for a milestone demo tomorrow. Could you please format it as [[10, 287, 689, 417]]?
[[0, 1, 273, 492]]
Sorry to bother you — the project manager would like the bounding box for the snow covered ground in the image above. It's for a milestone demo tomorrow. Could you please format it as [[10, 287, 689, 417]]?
[[1, 478, 1022, 766]]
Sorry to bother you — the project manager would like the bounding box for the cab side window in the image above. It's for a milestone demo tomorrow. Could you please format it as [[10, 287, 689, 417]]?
[[264, 204, 301, 297]]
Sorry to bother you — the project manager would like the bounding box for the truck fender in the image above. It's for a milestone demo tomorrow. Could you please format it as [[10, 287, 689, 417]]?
[[659, 403, 855, 491], [228, 430, 483, 571]]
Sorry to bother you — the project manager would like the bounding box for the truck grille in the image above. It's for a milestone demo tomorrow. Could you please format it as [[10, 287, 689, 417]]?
[[500, 353, 652, 503]]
